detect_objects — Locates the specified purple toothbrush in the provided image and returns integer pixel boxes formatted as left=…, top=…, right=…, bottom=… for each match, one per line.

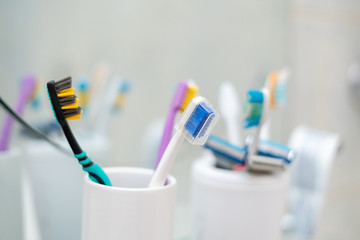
left=0, top=75, right=37, bottom=151
left=155, top=81, right=188, bottom=169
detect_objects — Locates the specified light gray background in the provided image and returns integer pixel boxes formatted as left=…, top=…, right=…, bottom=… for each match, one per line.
left=0, top=0, right=359, bottom=239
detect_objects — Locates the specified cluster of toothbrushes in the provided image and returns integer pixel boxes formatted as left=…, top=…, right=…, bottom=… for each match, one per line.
left=46, top=76, right=218, bottom=188
left=204, top=69, right=296, bottom=172
left=0, top=70, right=220, bottom=188
left=0, top=67, right=132, bottom=187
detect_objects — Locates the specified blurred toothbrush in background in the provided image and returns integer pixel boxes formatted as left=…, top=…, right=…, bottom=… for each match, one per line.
left=242, top=89, right=272, bottom=171
left=0, top=74, right=37, bottom=151
left=204, top=135, right=246, bottom=169
left=155, top=80, right=198, bottom=169
left=94, top=78, right=131, bottom=135
left=219, top=81, right=241, bottom=145
left=149, top=96, right=219, bottom=188
left=86, top=64, right=111, bottom=131
left=260, top=68, right=289, bottom=139
left=242, top=88, right=291, bottom=172
left=211, top=81, right=243, bottom=169
left=112, top=79, right=131, bottom=112
left=77, top=77, right=90, bottom=112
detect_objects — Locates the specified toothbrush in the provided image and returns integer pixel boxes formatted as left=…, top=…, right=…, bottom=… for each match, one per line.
left=0, top=75, right=37, bottom=151
left=0, top=97, right=71, bottom=155
left=47, top=77, right=111, bottom=186
left=77, top=77, right=90, bottom=111
left=260, top=68, right=289, bottom=139
left=219, top=81, right=241, bottom=145
left=87, top=64, right=110, bottom=131
left=204, top=135, right=246, bottom=165
left=243, top=89, right=268, bottom=155
left=94, top=78, right=131, bottom=134
left=256, top=138, right=296, bottom=164
left=113, top=80, right=131, bottom=112
left=242, top=89, right=271, bottom=170
left=155, top=81, right=198, bottom=169
left=243, top=136, right=295, bottom=171
left=149, top=96, right=219, bottom=188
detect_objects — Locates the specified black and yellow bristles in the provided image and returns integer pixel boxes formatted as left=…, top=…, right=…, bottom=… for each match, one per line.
left=47, top=77, right=82, bottom=122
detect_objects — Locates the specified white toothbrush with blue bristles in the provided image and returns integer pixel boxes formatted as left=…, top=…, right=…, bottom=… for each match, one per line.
left=149, top=96, right=219, bottom=188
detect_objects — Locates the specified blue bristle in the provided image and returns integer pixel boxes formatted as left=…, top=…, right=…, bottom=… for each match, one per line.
left=247, top=90, right=263, bottom=103
left=276, top=84, right=286, bottom=105
left=78, top=78, right=89, bottom=91
left=185, top=102, right=214, bottom=138
left=119, top=81, right=131, bottom=93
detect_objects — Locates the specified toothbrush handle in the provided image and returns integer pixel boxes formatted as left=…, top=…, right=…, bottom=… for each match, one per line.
left=260, top=118, right=271, bottom=140
left=149, top=130, right=185, bottom=188
left=75, top=152, right=112, bottom=186
left=156, top=109, right=177, bottom=169
left=156, top=81, right=188, bottom=169
left=225, top=118, right=241, bottom=146
left=0, top=96, right=27, bottom=151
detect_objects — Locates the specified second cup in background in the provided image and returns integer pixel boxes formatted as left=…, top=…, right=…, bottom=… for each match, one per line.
left=191, top=151, right=289, bottom=240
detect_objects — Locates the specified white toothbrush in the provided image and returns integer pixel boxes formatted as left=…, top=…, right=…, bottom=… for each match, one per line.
left=219, top=81, right=241, bottom=145
left=149, top=96, right=219, bottom=188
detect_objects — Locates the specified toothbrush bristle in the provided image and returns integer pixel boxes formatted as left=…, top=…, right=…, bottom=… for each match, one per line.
left=247, top=90, right=263, bottom=103
left=269, top=72, right=278, bottom=109
left=53, top=77, right=82, bottom=120
left=180, top=84, right=198, bottom=112
left=242, top=90, right=264, bottom=129
left=119, top=81, right=131, bottom=93
left=275, top=80, right=286, bottom=106
left=114, top=81, right=131, bottom=109
left=185, top=102, right=214, bottom=138
left=54, top=77, right=72, bottom=92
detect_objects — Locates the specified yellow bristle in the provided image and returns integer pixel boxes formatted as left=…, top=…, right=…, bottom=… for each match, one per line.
left=269, top=72, right=278, bottom=109
left=65, top=114, right=82, bottom=120
left=61, top=99, right=79, bottom=110
left=29, top=80, right=40, bottom=102
left=78, top=92, right=89, bottom=107
left=115, top=94, right=126, bottom=108
left=65, top=109, right=83, bottom=120
left=180, top=84, right=198, bottom=112
left=58, top=88, right=75, bottom=97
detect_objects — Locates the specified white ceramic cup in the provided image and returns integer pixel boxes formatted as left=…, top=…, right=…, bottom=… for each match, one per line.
left=82, top=167, right=177, bottom=240
left=191, top=151, right=289, bottom=240
left=0, top=147, right=23, bottom=240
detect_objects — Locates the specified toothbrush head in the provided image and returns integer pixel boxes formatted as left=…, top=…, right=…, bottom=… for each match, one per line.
left=20, top=74, right=38, bottom=103
left=269, top=69, right=288, bottom=109
left=242, top=90, right=264, bottom=129
left=268, top=72, right=278, bottom=109
left=114, top=80, right=131, bottom=109
left=180, top=82, right=198, bottom=112
left=47, top=77, right=82, bottom=125
left=275, top=69, right=288, bottom=107
left=205, top=135, right=246, bottom=164
left=77, top=77, right=90, bottom=107
left=176, top=96, right=219, bottom=145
